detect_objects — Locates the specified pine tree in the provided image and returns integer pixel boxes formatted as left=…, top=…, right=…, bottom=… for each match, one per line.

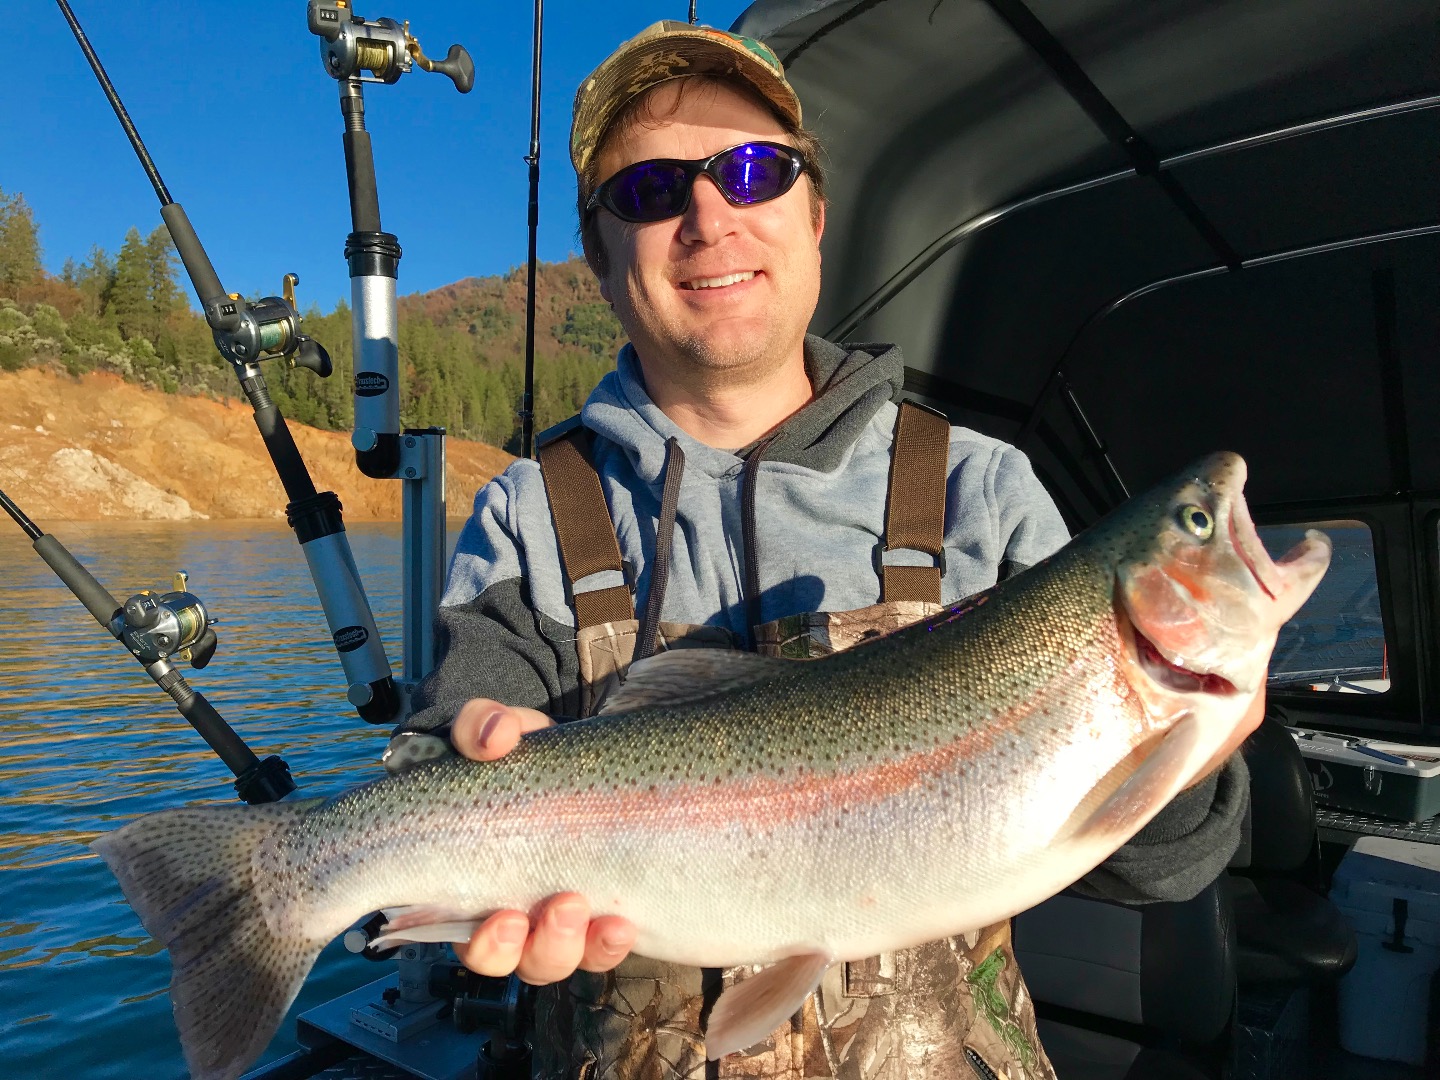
left=106, top=227, right=152, bottom=339
left=75, top=245, right=114, bottom=316
left=0, top=187, right=42, bottom=298
left=144, top=226, right=182, bottom=328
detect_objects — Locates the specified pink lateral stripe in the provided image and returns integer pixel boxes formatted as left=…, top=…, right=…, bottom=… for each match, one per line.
left=521, top=641, right=1134, bottom=835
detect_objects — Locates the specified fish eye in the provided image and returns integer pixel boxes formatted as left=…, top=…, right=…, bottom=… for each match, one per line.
left=1178, top=504, right=1214, bottom=540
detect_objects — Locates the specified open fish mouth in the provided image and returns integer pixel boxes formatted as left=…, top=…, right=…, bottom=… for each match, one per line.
left=1131, top=621, right=1237, bottom=695
left=1117, top=601, right=1239, bottom=696
left=1112, top=452, right=1333, bottom=698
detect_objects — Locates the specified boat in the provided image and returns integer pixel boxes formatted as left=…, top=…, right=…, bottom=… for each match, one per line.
left=14, top=1, right=1440, bottom=1078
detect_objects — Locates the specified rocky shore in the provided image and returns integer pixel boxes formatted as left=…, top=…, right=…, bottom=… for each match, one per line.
left=0, top=368, right=514, bottom=521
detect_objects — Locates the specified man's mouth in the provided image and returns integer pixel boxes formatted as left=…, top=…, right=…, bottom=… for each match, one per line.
left=680, top=271, right=757, bottom=291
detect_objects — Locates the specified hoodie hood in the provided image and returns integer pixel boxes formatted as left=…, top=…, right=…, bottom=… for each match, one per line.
left=581, top=335, right=907, bottom=482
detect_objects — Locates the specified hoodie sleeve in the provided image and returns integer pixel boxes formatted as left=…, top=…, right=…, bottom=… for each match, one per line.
left=990, top=444, right=1071, bottom=575
left=1073, top=756, right=1250, bottom=903
left=386, top=472, right=581, bottom=767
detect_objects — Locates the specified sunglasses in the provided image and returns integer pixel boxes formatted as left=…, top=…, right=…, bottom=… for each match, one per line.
left=586, top=141, right=808, bottom=224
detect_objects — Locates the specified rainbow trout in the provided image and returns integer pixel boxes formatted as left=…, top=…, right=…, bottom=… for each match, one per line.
left=93, top=452, right=1330, bottom=1080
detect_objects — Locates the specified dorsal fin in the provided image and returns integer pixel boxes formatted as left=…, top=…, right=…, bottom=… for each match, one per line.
left=598, top=650, right=792, bottom=714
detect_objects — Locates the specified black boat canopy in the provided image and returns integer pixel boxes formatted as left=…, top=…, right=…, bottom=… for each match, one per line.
left=733, top=0, right=1440, bottom=522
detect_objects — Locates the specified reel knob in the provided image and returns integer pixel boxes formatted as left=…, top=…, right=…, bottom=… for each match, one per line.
left=123, top=592, right=163, bottom=630
left=295, top=337, right=333, bottom=378
left=430, top=43, right=474, bottom=94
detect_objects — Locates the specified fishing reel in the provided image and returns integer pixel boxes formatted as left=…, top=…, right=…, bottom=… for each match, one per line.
left=115, top=571, right=218, bottom=669
left=209, top=273, right=332, bottom=377
left=309, top=1, right=475, bottom=92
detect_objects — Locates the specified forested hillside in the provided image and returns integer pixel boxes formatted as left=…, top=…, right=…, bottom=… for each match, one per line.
left=0, top=187, right=626, bottom=453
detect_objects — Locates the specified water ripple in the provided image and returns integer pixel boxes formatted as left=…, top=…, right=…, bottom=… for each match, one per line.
left=0, top=520, right=439, bottom=1078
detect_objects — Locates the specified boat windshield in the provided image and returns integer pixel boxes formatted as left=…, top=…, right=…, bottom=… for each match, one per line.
left=1263, top=520, right=1388, bottom=694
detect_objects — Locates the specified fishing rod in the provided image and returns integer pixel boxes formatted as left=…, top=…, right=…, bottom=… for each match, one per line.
left=308, top=2, right=470, bottom=694
left=55, top=0, right=401, bottom=726
left=0, top=488, right=294, bottom=804
left=520, top=0, right=543, bottom=459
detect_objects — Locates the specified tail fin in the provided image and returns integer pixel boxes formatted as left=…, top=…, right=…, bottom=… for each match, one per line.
left=92, top=799, right=326, bottom=1080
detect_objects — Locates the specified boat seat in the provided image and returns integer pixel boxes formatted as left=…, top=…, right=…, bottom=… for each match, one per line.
left=1014, top=877, right=1235, bottom=1080
left=1228, top=708, right=1357, bottom=984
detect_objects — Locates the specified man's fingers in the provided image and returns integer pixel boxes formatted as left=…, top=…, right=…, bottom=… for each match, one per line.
left=453, top=897, right=636, bottom=984
left=580, top=915, right=636, bottom=974
left=453, top=699, right=553, bottom=761
left=458, top=910, right=531, bottom=977
left=515, top=893, right=589, bottom=985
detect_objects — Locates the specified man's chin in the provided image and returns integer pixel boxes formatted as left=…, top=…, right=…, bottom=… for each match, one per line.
left=681, top=326, right=781, bottom=371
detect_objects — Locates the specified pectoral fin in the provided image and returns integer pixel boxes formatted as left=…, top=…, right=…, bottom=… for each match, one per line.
left=706, top=952, right=830, bottom=1060
left=1059, top=713, right=1203, bottom=847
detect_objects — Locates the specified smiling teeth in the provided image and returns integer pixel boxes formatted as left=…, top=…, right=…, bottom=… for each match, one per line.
left=683, top=271, right=756, bottom=290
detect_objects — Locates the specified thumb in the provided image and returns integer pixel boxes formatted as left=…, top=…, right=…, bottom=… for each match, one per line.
left=453, top=699, right=553, bottom=761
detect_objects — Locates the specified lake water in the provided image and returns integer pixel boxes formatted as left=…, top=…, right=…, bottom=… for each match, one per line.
left=0, top=518, right=447, bottom=1079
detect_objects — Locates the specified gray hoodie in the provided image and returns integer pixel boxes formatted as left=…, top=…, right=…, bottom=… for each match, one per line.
left=402, top=334, right=1247, bottom=903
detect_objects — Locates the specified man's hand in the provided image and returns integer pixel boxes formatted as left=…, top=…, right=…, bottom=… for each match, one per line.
left=449, top=699, right=636, bottom=983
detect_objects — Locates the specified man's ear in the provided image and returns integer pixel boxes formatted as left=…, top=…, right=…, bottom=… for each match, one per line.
left=813, top=197, right=826, bottom=252
left=582, top=228, right=612, bottom=300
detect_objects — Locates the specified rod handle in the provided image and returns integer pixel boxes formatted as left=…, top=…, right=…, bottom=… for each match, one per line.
left=33, top=535, right=122, bottom=633
left=160, top=203, right=230, bottom=319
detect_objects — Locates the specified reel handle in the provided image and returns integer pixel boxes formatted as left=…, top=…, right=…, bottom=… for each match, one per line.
left=423, top=43, right=474, bottom=94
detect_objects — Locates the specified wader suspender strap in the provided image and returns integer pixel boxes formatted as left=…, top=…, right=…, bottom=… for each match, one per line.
left=537, top=428, right=635, bottom=628
left=881, top=402, right=951, bottom=605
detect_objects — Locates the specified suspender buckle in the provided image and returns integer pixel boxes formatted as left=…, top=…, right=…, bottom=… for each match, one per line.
left=562, top=559, right=637, bottom=605
left=872, top=542, right=947, bottom=576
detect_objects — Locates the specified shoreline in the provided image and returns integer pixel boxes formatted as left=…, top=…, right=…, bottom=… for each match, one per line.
left=0, top=367, right=513, bottom=522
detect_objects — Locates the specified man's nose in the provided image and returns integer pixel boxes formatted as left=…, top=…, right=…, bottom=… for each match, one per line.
left=678, top=175, right=739, bottom=245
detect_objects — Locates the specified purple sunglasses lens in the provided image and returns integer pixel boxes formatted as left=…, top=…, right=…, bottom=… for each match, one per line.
left=611, top=162, right=690, bottom=220
left=713, top=144, right=791, bottom=203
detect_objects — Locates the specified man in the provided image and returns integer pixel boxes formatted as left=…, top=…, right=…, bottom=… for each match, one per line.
left=388, top=21, right=1250, bottom=1080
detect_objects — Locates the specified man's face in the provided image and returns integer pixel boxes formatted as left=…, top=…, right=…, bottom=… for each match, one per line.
left=591, top=79, right=824, bottom=382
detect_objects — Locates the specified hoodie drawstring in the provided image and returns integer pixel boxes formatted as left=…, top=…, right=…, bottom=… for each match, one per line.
left=740, top=437, right=773, bottom=649
left=636, top=437, right=686, bottom=662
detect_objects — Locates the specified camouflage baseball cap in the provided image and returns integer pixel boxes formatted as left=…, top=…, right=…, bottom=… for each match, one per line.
left=571, top=21, right=802, bottom=179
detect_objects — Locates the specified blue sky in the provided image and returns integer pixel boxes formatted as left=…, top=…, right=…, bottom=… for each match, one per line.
left=8, top=0, right=753, bottom=309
